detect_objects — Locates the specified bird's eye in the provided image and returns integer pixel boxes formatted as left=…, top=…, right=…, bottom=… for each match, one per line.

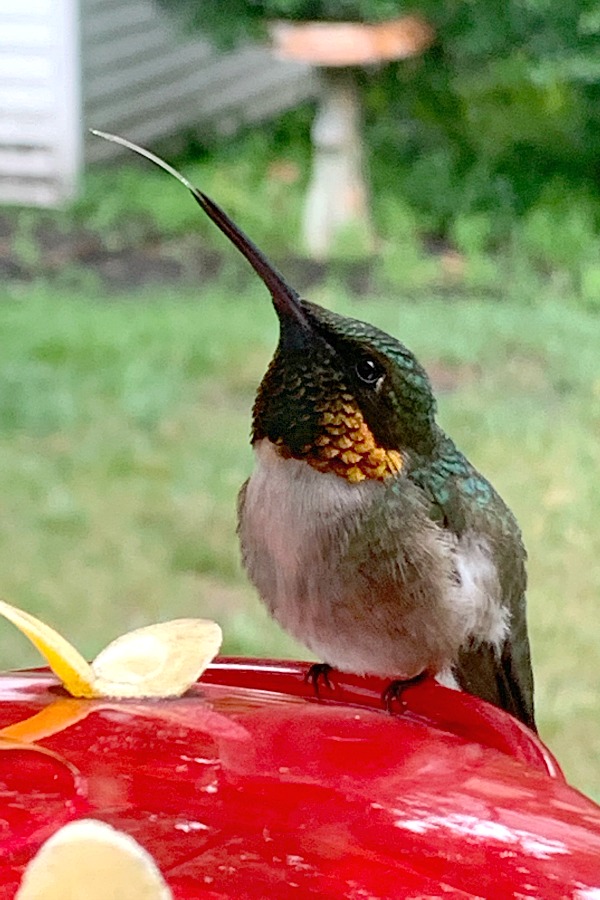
left=355, top=357, right=383, bottom=385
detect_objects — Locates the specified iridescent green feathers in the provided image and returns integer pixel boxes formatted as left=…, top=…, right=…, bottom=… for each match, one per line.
left=260, top=298, right=439, bottom=459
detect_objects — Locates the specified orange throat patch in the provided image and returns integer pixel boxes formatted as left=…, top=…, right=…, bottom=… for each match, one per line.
left=277, top=392, right=403, bottom=484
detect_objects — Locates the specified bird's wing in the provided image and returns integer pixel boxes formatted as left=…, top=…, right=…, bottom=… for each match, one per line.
left=454, top=629, right=536, bottom=732
left=412, top=453, right=536, bottom=731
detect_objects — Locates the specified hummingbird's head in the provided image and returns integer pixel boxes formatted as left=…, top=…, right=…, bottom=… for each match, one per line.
left=172, top=173, right=438, bottom=483
left=188, top=187, right=440, bottom=483
left=252, top=296, right=437, bottom=483
left=89, top=132, right=437, bottom=484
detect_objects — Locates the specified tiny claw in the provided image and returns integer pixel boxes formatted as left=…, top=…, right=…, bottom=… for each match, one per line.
left=305, top=663, right=335, bottom=698
left=382, top=672, right=427, bottom=713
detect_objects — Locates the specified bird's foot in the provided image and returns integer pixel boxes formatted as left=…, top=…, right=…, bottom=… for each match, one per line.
left=382, top=672, right=427, bottom=713
left=305, top=663, right=335, bottom=698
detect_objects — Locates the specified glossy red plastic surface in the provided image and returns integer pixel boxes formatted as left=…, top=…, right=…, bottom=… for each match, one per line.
left=1, top=659, right=600, bottom=898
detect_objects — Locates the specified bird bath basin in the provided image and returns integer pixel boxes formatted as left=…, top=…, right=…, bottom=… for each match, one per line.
left=270, top=17, right=434, bottom=259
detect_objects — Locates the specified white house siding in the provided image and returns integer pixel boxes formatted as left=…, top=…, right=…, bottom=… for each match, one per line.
left=0, top=0, right=81, bottom=205
left=0, top=0, right=315, bottom=205
left=80, top=0, right=315, bottom=162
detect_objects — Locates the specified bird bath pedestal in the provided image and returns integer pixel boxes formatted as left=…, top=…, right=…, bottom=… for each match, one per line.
left=271, top=17, right=433, bottom=259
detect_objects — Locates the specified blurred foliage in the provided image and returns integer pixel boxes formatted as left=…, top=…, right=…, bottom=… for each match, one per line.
left=159, top=1, right=413, bottom=47
left=364, top=1, right=600, bottom=250
left=1, top=107, right=599, bottom=309
left=152, top=1, right=600, bottom=305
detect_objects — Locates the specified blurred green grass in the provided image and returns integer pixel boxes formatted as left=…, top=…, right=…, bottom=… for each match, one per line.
left=0, top=283, right=599, bottom=799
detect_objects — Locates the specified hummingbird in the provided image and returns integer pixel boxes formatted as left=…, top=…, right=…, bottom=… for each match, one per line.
left=93, top=132, right=536, bottom=732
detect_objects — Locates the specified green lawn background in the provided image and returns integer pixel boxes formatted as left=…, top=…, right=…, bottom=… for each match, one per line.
left=0, top=283, right=598, bottom=799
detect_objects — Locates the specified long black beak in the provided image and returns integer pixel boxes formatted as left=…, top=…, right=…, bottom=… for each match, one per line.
left=90, top=130, right=310, bottom=340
